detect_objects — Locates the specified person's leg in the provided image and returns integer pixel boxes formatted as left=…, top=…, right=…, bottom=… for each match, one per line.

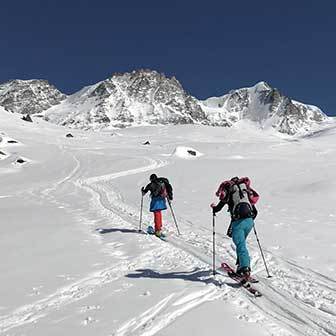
left=154, top=211, right=162, bottom=232
left=232, top=219, right=251, bottom=270
left=244, top=217, right=254, bottom=239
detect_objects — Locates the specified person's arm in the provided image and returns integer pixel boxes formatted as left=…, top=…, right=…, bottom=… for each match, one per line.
left=210, top=200, right=226, bottom=214
left=141, top=182, right=151, bottom=195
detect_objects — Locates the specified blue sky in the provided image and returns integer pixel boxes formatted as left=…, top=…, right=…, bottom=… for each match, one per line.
left=1, top=0, right=335, bottom=115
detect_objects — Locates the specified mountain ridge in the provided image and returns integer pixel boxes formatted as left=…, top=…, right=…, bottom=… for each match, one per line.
left=0, top=70, right=329, bottom=135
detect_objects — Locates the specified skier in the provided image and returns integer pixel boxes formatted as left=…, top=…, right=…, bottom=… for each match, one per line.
left=141, top=174, right=173, bottom=237
left=210, top=176, right=259, bottom=279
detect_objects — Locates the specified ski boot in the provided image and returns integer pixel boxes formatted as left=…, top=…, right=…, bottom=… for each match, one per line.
left=155, top=230, right=162, bottom=238
left=236, top=267, right=251, bottom=283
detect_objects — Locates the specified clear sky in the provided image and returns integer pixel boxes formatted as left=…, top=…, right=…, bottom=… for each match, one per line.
left=1, top=0, right=335, bottom=115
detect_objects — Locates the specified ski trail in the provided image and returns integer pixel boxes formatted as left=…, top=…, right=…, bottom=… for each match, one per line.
left=77, top=156, right=292, bottom=335
left=6, top=145, right=333, bottom=336
left=1, top=155, right=208, bottom=334
left=40, top=144, right=82, bottom=198
left=0, top=249, right=161, bottom=333
left=88, top=157, right=336, bottom=336
left=75, top=156, right=248, bottom=335
left=85, top=157, right=167, bottom=184
left=112, top=287, right=229, bottom=336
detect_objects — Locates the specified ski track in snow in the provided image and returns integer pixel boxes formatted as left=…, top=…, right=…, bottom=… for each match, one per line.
left=0, top=246, right=158, bottom=332
left=113, top=288, right=228, bottom=336
left=70, top=155, right=284, bottom=335
left=2, top=149, right=336, bottom=336
left=0, top=155, right=228, bottom=335
left=79, top=155, right=336, bottom=336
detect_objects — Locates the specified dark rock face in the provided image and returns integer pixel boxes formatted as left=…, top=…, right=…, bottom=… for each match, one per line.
left=22, top=114, right=33, bottom=122
left=187, top=150, right=197, bottom=156
left=0, top=79, right=66, bottom=115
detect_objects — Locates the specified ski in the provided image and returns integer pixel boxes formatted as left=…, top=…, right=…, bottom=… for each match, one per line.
left=220, top=262, right=262, bottom=297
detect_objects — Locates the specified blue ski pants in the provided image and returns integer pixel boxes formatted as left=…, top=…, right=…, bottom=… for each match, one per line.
left=231, top=217, right=254, bottom=269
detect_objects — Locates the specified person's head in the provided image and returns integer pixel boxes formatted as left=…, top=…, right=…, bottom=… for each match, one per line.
left=150, top=173, right=158, bottom=182
left=230, top=176, right=239, bottom=183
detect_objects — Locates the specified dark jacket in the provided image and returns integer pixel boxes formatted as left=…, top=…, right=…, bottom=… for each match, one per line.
left=143, top=177, right=173, bottom=200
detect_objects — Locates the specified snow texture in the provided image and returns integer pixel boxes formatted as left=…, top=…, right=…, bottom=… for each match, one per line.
left=1, top=102, right=336, bottom=336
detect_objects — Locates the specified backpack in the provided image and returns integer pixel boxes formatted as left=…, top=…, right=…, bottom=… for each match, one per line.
left=229, top=179, right=254, bottom=220
left=152, top=177, right=173, bottom=200
left=216, top=177, right=259, bottom=220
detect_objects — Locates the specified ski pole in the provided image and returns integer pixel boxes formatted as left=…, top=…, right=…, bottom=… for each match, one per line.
left=167, top=199, right=181, bottom=235
left=253, top=225, right=272, bottom=278
left=139, top=193, right=144, bottom=232
left=212, top=213, right=216, bottom=276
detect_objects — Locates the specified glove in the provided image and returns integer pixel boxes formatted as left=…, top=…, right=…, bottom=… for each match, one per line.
left=141, top=187, right=146, bottom=195
left=210, top=202, right=216, bottom=215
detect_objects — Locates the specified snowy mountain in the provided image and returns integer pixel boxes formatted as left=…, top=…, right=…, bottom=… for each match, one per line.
left=0, top=79, right=66, bottom=115
left=44, top=74, right=329, bottom=135
left=44, top=69, right=205, bottom=129
left=201, top=82, right=328, bottom=135
left=0, top=73, right=329, bottom=135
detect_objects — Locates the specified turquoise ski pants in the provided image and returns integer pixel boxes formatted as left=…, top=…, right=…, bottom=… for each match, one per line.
left=231, top=217, right=254, bottom=269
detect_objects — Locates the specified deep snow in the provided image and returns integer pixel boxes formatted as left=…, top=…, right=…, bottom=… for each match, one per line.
left=1, top=109, right=336, bottom=336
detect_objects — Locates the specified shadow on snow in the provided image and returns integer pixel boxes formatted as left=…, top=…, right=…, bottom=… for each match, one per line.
left=96, top=227, right=144, bottom=234
left=126, top=267, right=223, bottom=286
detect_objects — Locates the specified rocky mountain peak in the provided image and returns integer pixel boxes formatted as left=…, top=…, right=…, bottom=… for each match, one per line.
left=44, top=69, right=206, bottom=129
left=0, top=73, right=329, bottom=135
left=0, top=79, right=66, bottom=115
left=201, top=81, right=328, bottom=134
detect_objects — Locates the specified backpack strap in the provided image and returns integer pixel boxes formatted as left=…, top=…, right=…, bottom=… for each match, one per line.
left=236, top=182, right=245, bottom=199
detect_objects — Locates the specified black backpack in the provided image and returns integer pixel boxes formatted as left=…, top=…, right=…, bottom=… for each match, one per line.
left=152, top=177, right=173, bottom=200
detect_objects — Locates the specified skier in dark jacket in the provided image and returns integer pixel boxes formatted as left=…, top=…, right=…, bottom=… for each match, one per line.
left=210, top=177, right=259, bottom=278
left=141, top=174, right=173, bottom=237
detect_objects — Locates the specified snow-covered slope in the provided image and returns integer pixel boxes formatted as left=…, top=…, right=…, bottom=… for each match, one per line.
left=201, top=82, right=328, bottom=135
left=44, top=69, right=205, bottom=130
left=1, top=107, right=336, bottom=335
left=0, top=79, right=66, bottom=115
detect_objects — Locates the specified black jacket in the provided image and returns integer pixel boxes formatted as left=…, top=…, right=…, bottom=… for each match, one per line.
left=143, top=177, right=173, bottom=200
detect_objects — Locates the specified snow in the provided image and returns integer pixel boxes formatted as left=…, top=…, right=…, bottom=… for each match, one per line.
left=173, top=146, right=203, bottom=159
left=1, top=106, right=336, bottom=335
